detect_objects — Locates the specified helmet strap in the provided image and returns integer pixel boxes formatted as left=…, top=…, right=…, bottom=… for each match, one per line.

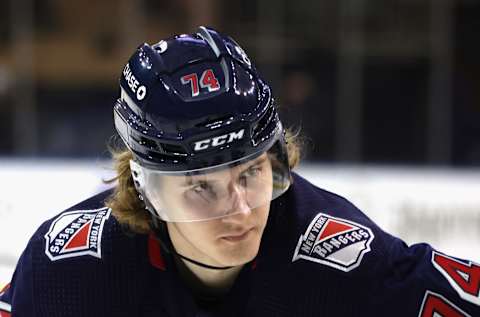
left=150, top=217, right=234, bottom=271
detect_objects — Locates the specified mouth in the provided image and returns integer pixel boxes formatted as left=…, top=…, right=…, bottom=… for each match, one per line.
left=220, top=228, right=254, bottom=242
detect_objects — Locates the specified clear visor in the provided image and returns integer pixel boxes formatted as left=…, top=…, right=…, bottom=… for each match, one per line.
left=131, top=142, right=291, bottom=222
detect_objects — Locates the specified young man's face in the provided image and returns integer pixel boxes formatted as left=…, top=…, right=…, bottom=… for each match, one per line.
left=160, top=153, right=273, bottom=267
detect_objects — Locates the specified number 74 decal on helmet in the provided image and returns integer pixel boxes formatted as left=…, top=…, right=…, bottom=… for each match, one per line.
left=181, top=69, right=220, bottom=97
left=432, top=251, right=480, bottom=306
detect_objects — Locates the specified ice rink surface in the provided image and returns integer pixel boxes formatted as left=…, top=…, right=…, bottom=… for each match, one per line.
left=1, top=160, right=479, bottom=285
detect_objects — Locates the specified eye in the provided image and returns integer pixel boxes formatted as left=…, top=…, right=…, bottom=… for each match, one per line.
left=191, top=181, right=210, bottom=193
left=244, top=165, right=262, bottom=177
left=187, top=181, right=218, bottom=203
left=239, top=166, right=263, bottom=186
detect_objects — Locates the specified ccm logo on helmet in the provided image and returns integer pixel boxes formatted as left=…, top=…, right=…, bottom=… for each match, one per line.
left=194, top=129, right=245, bottom=151
left=123, top=63, right=147, bottom=101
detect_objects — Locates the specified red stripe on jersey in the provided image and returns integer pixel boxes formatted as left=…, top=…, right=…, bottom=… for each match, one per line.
left=148, top=234, right=166, bottom=271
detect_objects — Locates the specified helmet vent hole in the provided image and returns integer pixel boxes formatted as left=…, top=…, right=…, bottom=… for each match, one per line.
left=159, top=143, right=187, bottom=155
left=140, top=137, right=159, bottom=151
left=252, top=104, right=275, bottom=140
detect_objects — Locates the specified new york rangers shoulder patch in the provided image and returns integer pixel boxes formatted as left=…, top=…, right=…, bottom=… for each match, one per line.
left=292, top=212, right=374, bottom=272
left=44, top=207, right=111, bottom=261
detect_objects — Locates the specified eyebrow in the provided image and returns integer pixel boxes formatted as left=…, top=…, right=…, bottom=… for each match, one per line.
left=241, top=156, right=267, bottom=172
left=180, top=176, right=211, bottom=188
left=180, top=156, right=268, bottom=187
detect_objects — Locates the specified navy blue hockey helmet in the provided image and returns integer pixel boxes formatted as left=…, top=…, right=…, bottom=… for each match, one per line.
left=114, top=26, right=290, bottom=222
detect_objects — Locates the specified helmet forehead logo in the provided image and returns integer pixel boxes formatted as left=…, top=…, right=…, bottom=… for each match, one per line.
left=193, top=129, right=245, bottom=152
left=123, top=63, right=147, bottom=101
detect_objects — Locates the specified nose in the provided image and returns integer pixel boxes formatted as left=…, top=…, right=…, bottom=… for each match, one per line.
left=231, top=182, right=252, bottom=214
left=222, top=183, right=252, bottom=219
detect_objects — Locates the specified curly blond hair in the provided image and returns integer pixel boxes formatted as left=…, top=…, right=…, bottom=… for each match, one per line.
left=105, top=130, right=303, bottom=234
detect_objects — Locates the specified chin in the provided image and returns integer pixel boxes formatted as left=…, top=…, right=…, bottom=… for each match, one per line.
left=216, top=235, right=261, bottom=266
left=219, top=251, right=258, bottom=267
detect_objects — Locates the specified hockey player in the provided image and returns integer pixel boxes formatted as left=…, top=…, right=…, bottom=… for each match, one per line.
left=1, top=26, right=479, bottom=316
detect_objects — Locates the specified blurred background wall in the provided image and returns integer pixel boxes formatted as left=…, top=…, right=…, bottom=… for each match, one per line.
left=0, top=0, right=480, bottom=283
left=0, top=0, right=479, bottom=164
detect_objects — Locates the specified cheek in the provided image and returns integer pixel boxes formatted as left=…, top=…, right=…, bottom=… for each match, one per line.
left=176, top=222, right=219, bottom=247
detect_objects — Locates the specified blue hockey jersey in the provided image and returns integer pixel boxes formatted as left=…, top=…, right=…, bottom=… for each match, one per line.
left=1, top=173, right=479, bottom=316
